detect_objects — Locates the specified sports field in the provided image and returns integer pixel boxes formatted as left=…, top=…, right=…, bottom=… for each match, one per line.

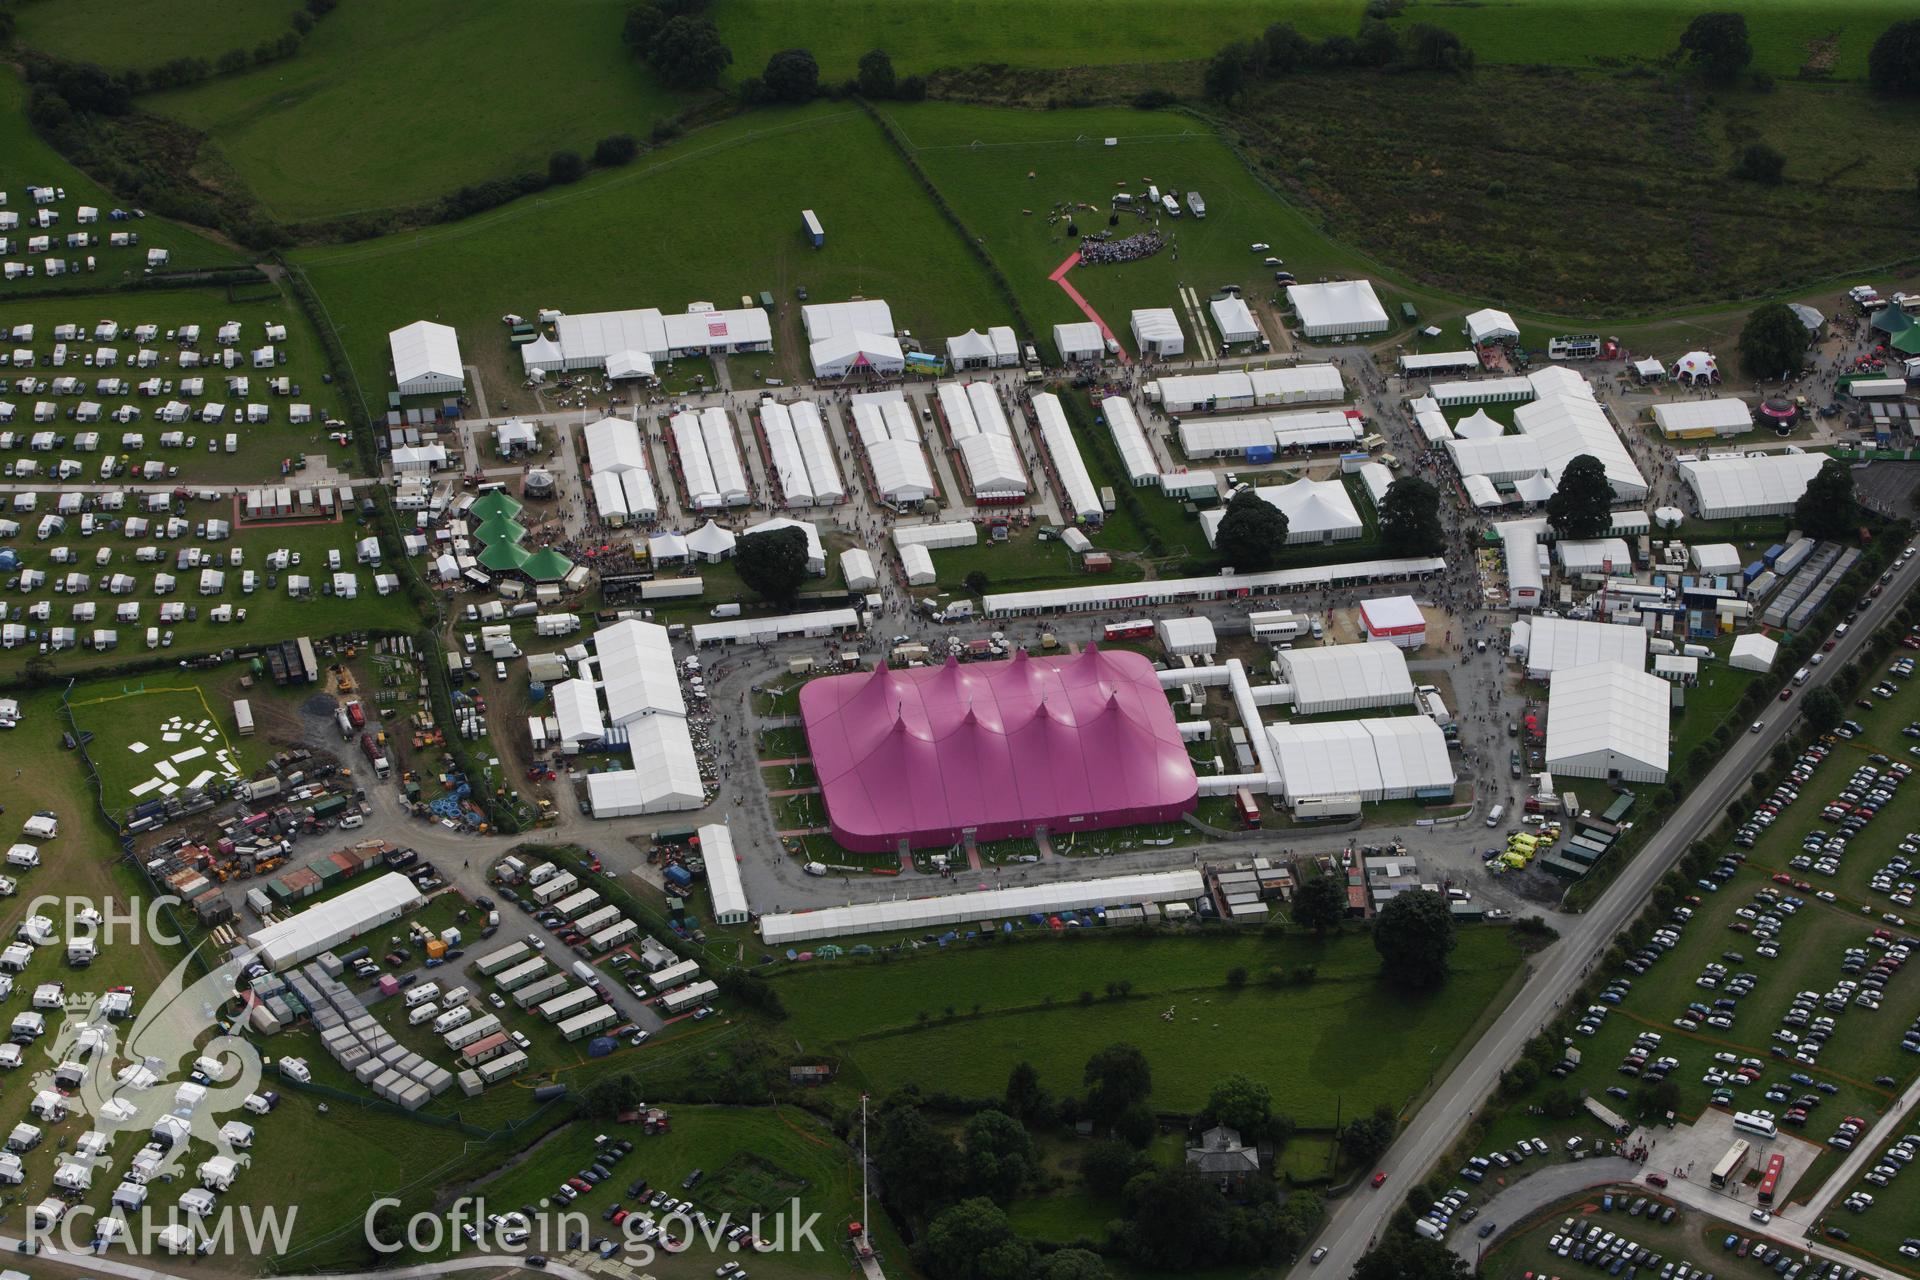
left=288, top=105, right=1007, bottom=412
left=769, top=928, right=1525, bottom=1121
left=140, top=0, right=687, bottom=222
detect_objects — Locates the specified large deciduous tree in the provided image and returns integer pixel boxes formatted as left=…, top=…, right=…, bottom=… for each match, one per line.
left=1214, top=489, right=1289, bottom=570
left=1291, top=874, right=1348, bottom=934
left=1379, top=475, right=1445, bottom=556
left=734, top=525, right=809, bottom=604
left=762, top=48, right=819, bottom=101
left=1545, top=453, right=1614, bottom=539
left=1204, top=1073, right=1273, bottom=1136
left=648, top=15, right=732, bottom=89
left=1793, top=458, right=1857, bottom=541
left=1373, top=888, right=1456, bottom=988
left=1737, top=301, right=1807, bottom=379
left=857, top=48, right=898, bottom=98
left=1677, top=11, right=1752, bottom=80
left=1083, top=1043, right=1152, bottom=1125
left=1868, top=19, right=1920, bottom=95
left=1353, top=1233, right=1472, bottom=1280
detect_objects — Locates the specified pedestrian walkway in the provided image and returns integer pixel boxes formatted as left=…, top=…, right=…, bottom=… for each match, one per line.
left=1048, top=252, right=1130, bottom=364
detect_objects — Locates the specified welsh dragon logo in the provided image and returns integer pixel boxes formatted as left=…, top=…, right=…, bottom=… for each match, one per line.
left=29, top=942, right=265, bottom=1181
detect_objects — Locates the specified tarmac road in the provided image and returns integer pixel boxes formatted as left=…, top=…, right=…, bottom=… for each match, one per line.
left=1292, top=536, right=1920, bottom=1280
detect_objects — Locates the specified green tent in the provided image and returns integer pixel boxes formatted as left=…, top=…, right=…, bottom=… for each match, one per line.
left=474, top=515, right=527, bottom=545
left=521, top=548, right=574, bottom=582
left=1892, top=326, right=1920, bottom=357
left=1870, top=304, right=1913, bottom=337
left=469, top=490, right=524, bottom=521
left=477, top=540, right=532, bottom=572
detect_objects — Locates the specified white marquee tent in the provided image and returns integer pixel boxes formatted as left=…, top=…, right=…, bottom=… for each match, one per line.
left=1286, top=280, right=1389, bottom=339
left=1209, top=296, right=1261, bottom=346
left=1053, top=322, right=1105, bottom=363
left=1729, top=632, right=1779, bottom=673
left=851, top=391, right=936, bottom=504
left=1266, top=717, right=1454, bottom=803
left=1518, top=615, right=1648, bottom=680
left=1278, top=641, right=1415, bottom=715
left=1463, top=308, right=1519, bottom=345
left=1544, top=661, right=1669, bottom=782
left=1652, top=399, right=1753, bottom=439
left=388, top=321, right=464, bottom=396
left=1100, top=397, right=1159, bottom=485
left=1680, top=453, right=1825, bottom=519
left=1130, top=308, right=1185, bottom=358
left=758, top=871, right=1205, bottom=944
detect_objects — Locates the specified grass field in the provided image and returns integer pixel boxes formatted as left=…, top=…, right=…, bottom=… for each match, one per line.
left=11, top=0, right=306, bottom=70
left=882, top=100, right=1387, bottom=360
left=288, top=105, right=1005, bottom=413
left=0, top=69, right=242, bottom=284
left=460, top=1106, right=871, bottom=1279
left=718, top=0, right=1912, bottom=82
left=0, top=515, right=418, bottom=683
left=1222, top=67, right=1920, bottom=316
left=141, top=0, right=688, bottom=222
left=0, top=281, right=355, bottom=482
left=769, top=928, right=1523, bottom=1121
left=64, top=680, right=270, bottom=815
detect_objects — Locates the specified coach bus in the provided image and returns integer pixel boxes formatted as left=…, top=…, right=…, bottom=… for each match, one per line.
left=1710, top=1139, right=1751, bottom=1189
left=1756, top=1153, right=1785, bottom=1205
left=1732, top=1111, right=1778, bottom=1139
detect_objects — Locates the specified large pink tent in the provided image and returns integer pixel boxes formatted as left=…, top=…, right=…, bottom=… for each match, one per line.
left=800, top=646, right=1198, bottom=852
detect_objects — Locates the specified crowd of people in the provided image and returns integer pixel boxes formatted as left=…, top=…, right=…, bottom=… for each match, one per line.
left=1078, top=228, right=1165, bottom=267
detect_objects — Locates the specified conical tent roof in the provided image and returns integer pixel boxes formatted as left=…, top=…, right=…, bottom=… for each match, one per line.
left=1892, top=326, right=1920, bottom=357
left=474, top=515, right=526, bottom=545
left=469, top=491, right=523, bottom=521
left=1871, top=304, right=1913, bottom=336
left=521, top=548, right=574, bottom=582
left=477, top=540, right=531, bottom=571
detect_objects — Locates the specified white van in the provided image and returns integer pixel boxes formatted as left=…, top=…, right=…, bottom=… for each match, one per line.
left=1484, top=804, right=1505, bottom=829
left=1793, top=667, right=1811, bottom=686
left=339, top=813, right=363, bottom=830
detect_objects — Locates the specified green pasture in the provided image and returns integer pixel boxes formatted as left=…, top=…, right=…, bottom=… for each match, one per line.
left=466, top=1106, right=868, bottom=1278
left=65, top=681, right=269, bottom=816
left=142, top=0, right=688, bottom=222
left=882, top=100, right=1385, bottom=359
left=0, top=518, right=418, bottom=684
left=770, top=928, right=1523, bottom=1121
left=0, top=282, right=353, bottom=482
left=719, top=0, right=1909, bottom=82
left=12, top=0, right=306, bottom=70
left=288, top=105, right=1004, bottom=412
left=0, top=69, right=241, bottom=283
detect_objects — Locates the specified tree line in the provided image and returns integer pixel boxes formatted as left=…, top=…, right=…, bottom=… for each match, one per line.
left=1203, top=14, right=1474, bottom=104
left=872, top=1045, right=1326, bottom=1279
